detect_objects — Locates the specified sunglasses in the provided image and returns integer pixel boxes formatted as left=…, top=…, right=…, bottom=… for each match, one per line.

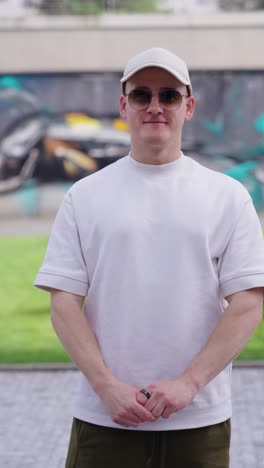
left=125, top=87, right=189, bottom=111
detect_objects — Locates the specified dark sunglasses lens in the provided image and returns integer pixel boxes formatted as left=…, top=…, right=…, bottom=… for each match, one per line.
left=128, top=89, right=151, bottom=109
left=159, top=89, right=182, bottom=109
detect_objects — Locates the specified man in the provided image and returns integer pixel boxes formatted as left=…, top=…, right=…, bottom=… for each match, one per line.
left=34, top=48, right=264, bottom=468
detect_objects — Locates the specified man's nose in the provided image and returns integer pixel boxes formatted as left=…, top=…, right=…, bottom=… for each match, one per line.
left=147, top=94, right=163, bottom=113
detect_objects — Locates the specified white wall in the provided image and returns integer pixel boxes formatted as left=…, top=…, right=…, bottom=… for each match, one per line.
left=0, top=12, right=263, bottom=73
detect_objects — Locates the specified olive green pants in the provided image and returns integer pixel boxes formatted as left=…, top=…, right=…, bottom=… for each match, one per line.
left=66, top=417, right=231, bottom=468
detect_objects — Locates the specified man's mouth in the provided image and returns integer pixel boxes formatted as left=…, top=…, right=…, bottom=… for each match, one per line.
left=143, top=121, right=167, bottom=124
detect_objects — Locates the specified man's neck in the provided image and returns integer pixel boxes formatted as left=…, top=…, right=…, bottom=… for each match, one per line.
left=130, top=142, right=182, bottom=166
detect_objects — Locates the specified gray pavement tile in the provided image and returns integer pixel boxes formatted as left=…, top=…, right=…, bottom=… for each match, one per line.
left=0, top=368, right=263, bottom=468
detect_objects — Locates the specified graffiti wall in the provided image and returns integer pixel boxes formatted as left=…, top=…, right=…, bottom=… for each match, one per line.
left=0, top=70, right=264, bottom=210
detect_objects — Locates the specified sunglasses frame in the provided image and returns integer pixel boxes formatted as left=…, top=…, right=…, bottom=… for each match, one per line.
left=124, top=87, right=189, bottom=111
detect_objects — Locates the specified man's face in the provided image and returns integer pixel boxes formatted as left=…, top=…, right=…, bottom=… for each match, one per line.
left=120, top=67, right=195, bottom=150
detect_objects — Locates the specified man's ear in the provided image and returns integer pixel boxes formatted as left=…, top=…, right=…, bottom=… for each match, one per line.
left=185, top=96, right=195, bottom=121
left=120, top=94, right=127, bottom=120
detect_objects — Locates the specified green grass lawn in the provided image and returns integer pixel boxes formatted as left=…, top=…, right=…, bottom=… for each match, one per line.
left=0, top=235, right=264, bottom=363
left=0, top=236, right=70, bottom=363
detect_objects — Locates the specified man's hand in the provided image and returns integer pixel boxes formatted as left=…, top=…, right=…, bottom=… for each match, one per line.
left=136, top=378, right=198, bottom=419
left=100, top=380, right=156, bottom=428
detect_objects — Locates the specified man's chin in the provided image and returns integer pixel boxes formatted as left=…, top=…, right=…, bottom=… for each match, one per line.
left=143, top=135, right=169, bottom=145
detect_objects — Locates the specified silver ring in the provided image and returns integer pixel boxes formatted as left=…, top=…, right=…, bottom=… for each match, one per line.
left=140, top=388, right=151, bottom=400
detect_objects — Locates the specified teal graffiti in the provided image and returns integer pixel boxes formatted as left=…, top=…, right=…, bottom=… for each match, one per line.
left=254, top=114, right=264, bottom=134
left=0, top=76, right=21, bottom=89
left=200, top=118, right=224, bottom=137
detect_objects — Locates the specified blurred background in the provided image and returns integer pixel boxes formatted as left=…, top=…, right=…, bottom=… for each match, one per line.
left=0, top=0, right=264, bottom=365
left=0, top=0, right=264, bottom=221
left=1, top=6, right=264, bottom=467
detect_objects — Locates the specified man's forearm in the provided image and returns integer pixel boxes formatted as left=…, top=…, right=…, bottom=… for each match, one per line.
left=180, top=289, right=263, bottom=393
left=50, top=290, right=156, bottom=427
left=50, top=290, right=117, bottom=397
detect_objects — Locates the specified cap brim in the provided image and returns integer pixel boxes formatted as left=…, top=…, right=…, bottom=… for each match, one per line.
left=120, top=63, right=190, bottom=87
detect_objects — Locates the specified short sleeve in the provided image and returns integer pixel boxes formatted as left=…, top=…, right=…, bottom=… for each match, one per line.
left=218, top=199, right=264, bottom=298
left=34, top=190, right=89, bottom=296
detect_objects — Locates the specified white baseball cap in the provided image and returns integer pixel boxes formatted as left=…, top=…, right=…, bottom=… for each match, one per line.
left=121, top=47, right=192, bottom=96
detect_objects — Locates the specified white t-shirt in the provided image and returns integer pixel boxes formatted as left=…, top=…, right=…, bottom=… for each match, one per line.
left=35, top=153, right=264, bottom=430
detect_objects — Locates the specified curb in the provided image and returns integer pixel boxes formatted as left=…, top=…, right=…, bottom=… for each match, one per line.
left=0, top=361, right=264, bottom=371
left=0, top=363, right=77, bottom=371
left=233, top=360, right=264, bottom=368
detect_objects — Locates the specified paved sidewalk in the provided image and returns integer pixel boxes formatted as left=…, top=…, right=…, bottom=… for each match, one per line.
left=0, top=368, right=264, bottom=468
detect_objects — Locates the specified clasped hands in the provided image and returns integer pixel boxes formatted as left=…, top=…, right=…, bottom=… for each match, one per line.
left=101, top=377, right=198, bottom=428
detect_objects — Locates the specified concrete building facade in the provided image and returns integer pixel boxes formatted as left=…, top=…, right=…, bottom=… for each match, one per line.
left=0, top=12, right=263, bottom=73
